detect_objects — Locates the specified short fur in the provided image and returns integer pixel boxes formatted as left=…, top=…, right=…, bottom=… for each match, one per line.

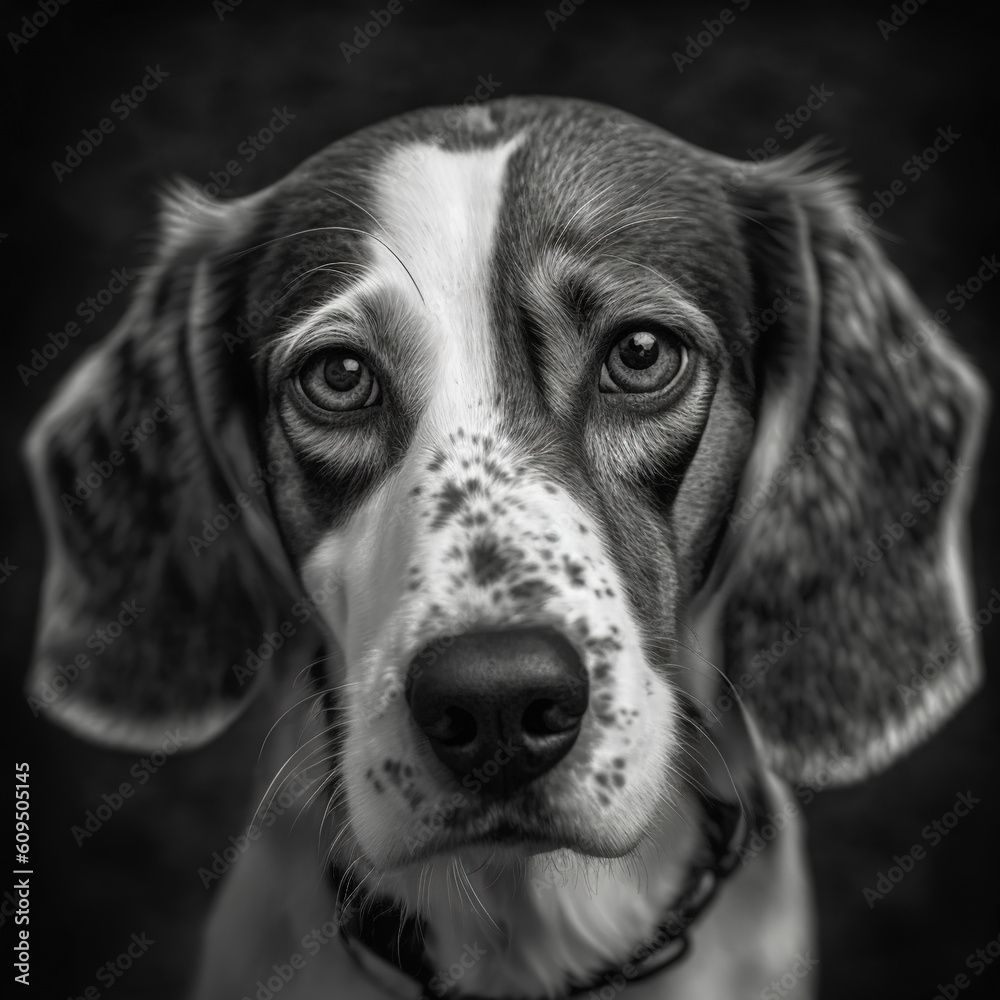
left=25, top=97, right=987, bottom=999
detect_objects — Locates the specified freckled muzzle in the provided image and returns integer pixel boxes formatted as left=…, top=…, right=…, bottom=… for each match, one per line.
left=405, top=627, right=589, bottom=794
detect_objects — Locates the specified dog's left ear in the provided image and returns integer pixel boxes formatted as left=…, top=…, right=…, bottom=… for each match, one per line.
left=23, top=184, right=304, bottom=750
left=716, top=154, right=989, bottom=785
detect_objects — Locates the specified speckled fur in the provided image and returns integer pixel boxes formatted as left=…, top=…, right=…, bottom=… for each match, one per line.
left=24, top=97, right=987, bottom=999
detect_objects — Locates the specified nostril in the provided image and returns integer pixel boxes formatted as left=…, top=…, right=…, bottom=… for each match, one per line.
left=422, top=706, right=478, bottom=746
left=406, top=628, right=589, bottom=787
left=522, top=698, right=583, bottom=736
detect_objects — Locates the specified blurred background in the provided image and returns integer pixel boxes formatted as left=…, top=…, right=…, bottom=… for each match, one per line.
left=4, top=1, right=997, bottom=997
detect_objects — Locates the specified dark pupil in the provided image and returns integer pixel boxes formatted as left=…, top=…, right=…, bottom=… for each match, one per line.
left=325, top=354, right=362, bottom=391
left=619, top=332, right=659, bottom=370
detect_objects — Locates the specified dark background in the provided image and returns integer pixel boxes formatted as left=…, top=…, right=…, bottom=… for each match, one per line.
left=3, top=1, right=997, bottom=998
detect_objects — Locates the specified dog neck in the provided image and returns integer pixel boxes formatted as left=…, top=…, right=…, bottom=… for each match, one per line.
left=331, top=787, right=752, bottom=999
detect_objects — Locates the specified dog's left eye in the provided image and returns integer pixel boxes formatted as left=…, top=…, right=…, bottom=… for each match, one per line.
left=298, top=349, right=381, bottom=410
left=600, top=329, right=687, bottom=394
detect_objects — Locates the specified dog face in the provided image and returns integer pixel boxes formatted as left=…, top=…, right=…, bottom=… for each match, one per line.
left=26, top=96, right=986, bottom=929
left=250, top=108, right=763, bottom=868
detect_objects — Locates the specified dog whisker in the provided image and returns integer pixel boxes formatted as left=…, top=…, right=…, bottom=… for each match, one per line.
left=282, top=260, right=368, bottom=295
left=320, top=186, right=390, bottom=237
left=229, top=224, right=426, bottom=303
left=29, top=95, right=983, bottom=1000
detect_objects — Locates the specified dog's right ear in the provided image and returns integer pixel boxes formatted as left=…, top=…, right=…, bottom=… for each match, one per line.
left=712, top=153, right=989, bottom=786
left=24, top=183, right=304, bottom=751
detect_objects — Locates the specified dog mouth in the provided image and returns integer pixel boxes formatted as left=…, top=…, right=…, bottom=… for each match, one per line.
left=381, top=791, right=641, bottom=869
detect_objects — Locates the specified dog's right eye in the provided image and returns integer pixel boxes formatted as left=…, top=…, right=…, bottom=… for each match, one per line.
left=600, top=328, right=687, bottom=395
left=298, top=349, right=381, bottom=411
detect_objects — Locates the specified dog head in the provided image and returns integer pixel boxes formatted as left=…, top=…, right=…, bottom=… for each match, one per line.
left=26, top=94, right=986, bottom=969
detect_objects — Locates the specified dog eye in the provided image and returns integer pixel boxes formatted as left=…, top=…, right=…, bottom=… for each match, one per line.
left=600, top=329, right=687, bottom=394
left=298, top=349, right=380, bottom=410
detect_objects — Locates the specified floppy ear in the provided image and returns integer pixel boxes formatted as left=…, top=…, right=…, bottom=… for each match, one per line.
left=717, top=154, right=989, bottom=785
left=24, top=184, right=303, bottom=750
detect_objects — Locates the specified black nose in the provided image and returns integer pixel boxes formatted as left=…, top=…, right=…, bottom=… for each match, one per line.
left=406, top=628, right=588, bottom=793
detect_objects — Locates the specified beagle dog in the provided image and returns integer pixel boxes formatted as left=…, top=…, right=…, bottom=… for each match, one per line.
left=26, top=97, right=987, bottom=999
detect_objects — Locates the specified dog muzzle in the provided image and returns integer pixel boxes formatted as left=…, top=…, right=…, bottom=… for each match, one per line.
left=330, top=788, right=760, bottom=999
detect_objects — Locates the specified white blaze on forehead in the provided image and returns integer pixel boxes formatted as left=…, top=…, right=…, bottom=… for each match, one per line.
left=371, top=136, right=524, bottom=414
left=299, top=137, right=527, bottom=664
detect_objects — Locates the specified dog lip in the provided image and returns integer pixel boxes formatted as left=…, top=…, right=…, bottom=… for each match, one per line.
left=392, top=804, right=643, bottom=865
left=398, top=828, right=641, bottom=867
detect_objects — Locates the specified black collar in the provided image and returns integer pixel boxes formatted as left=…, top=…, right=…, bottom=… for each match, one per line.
left=330, top=789, right=759, bottom=999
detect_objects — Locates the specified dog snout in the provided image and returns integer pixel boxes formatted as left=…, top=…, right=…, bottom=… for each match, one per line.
left=405, top=628, right=589, bottom=792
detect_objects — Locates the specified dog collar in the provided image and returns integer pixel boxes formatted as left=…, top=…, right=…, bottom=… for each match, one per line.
left=330, top=789, right=756, bottom=999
